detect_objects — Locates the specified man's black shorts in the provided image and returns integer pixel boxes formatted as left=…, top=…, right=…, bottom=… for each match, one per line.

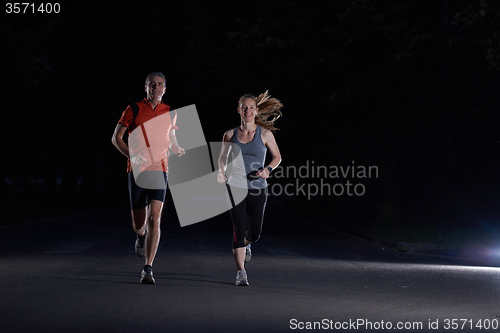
left=128, top=171, right=168, bottom=210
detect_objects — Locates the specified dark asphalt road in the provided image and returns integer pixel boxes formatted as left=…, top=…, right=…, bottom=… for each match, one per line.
left=2, top=201, right=500, bottom=333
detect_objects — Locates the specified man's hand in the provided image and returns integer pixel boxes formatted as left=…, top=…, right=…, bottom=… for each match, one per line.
left=217, top=172, right=227, bottom=183
left=171, top=144, right=186, bottom=157
left=130, top=155, right=148, bottom=166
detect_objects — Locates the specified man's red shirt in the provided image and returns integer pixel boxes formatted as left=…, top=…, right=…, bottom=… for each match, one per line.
left=118, top=98, right=178, bottom=173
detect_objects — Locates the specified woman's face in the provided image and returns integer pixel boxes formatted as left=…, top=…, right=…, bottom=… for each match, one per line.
left=238, top=98, right=258, bottom=123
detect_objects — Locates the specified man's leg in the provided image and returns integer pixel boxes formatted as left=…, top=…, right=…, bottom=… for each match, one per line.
left=138, top=200, right=163, bottom=284
left=129, top=172, right=148, bottom=239
left=132, top=206, right=148, bottom=236
left=145, top=199, right=164, bottom=266
left=135, top=171, right=167, bottom=284
left=131, top=207, right=148, bottom=257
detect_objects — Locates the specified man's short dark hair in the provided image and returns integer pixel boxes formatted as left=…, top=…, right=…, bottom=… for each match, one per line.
left=145, top=72, right=166, bottom=86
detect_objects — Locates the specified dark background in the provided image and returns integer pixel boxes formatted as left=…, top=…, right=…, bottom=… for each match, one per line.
left=2, top=0, right=500, bottom=236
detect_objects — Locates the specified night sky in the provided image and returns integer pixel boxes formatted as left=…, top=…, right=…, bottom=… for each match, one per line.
left=2, top=0, right=500, bottom=234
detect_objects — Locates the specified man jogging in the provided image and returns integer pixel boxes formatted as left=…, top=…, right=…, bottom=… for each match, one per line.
left=111, top=72, right=185, bottom=284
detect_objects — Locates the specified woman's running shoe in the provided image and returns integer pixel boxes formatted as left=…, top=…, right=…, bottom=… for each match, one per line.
left=235, top=269, right=249, bottom=286
left=245, top=244, right=252, bottom=263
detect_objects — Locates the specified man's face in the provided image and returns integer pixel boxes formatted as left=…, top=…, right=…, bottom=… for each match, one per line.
left=145, top=76, right=166, bottom=101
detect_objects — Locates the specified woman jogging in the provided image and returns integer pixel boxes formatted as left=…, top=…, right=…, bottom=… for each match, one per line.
left=217, top=91, right=283, bottom=286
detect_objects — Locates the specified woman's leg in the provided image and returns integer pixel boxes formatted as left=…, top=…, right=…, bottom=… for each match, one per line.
left=229, top=195, right=248, bottom=271
left=245, top=188, right=268, bottom=244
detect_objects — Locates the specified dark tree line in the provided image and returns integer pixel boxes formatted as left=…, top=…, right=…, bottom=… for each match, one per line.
left=2, top=1, right=499, bottom=231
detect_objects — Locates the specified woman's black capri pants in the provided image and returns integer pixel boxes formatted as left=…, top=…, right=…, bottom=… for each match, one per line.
left=229, top=187, right=268, bottom=249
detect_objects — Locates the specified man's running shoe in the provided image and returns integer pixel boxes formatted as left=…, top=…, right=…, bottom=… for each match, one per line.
left=235, top=269, right=249, bottom=286
left=140, top=265, right=155, bottom=284
left=245, top=244, right=252, bottom=263
left=135, top=229, right=147, bottom=257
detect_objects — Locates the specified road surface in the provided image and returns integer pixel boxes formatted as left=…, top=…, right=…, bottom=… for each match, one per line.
left=1, top=201, right=500, bottom=332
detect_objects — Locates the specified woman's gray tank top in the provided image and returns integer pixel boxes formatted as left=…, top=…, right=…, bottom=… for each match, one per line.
left=228, top=126, right=267, bottom=189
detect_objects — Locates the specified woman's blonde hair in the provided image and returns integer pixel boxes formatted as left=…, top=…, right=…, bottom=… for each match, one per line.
left=238, top=91, right=283, bottom=131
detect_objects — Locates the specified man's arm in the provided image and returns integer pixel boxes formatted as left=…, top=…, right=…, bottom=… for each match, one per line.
left=111, top=124, right=129, bottom=158
left=169, top=130, right=185, bottom=157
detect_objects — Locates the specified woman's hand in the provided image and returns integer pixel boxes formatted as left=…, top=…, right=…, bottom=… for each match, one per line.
left=256, top=167, right=270, bottom=179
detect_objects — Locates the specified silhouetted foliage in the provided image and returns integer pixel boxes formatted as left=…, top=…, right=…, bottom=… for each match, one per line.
left=2, top=1, right=499, bottom=230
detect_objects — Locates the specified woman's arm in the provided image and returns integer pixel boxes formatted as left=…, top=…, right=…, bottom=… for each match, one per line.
left=217, top=130, right=233, bottom=183
left=257, top=129, right=282, bottom=179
